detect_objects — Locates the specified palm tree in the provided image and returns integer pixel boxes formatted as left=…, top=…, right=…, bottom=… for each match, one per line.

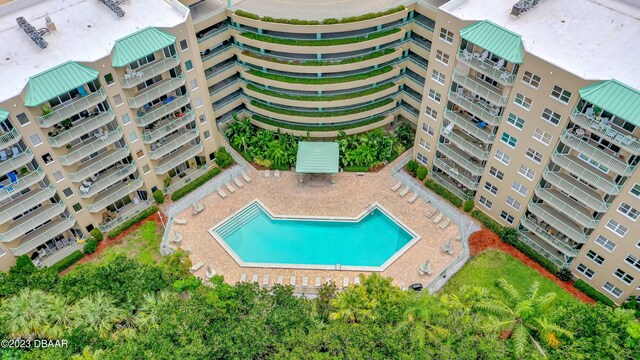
left=252, top=129, right=274, bottom=150
left=396, top=294, right=450, bottom=348
left=266, top=140, right=287, bottom=166
left=46, top=295, right=74, bottom=340
left=134, top=291, right=173, bottom=332
left=232, top=132, right=250, bottom=153
left=71, top=346, right=104, bottom=360
left=441, top=285, right=490, bottom=313
left=71, top=292, right=124, bottom=339
left=474, top=279, right=573, bottom=356
left=329, top=285, right=377, bottom=323
left=0, top=289, right=58, bottom=340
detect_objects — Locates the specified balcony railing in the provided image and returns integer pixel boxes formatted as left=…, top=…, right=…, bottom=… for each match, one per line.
left=561, top=129, right=636, bottom=176
left=127, top=75, right=185, bottom=108
left=87, top=177, right=144, bottom=213
left=430, top=171, right=474, bottom=200
left=148, top=129, right=199, bottom=160
left=0, top=184, right=56, bottom=225
left=436, top=143, right=484, bottom=176
left=570, top=111, right=640, bottom=155
left=526, top=203, right=589, bottom=244
left=448, top=91, right=502, bottom=125
left=35, top=89, right=107, bottom=127
left=0, top=168, right=45, bottom=203
left=441, top=127, right=490, bottom=160
left=0, top=202, right=66, bottom=242
left=520, top=218, right=580, bottom=256
left=37, top=242, right=84, bottom=268
left=98, top=199, right=153, bottom=232
left=165, top=165, right=212, bottom=194
left=433, top=157, right=479, bottom=190
left=67, top=146, right=129, bottom=182
left=209, top=78, right=240, bottom=98
left=410, top=38, right=432, bottom=53
left=0, top=128, right=21, bottom=148
left=456, top=49, right=515, bottom=86
left=80, top=163, right=137, bottom=198
left=551, top=152, right=622, bottom=195
left=154, top=142, right=204, bottom=174
left=135, top=94, right=191, bottom=127
left=534, top=186, right=600, bottom=229
left=542, top=170, right=610, bottom=212
left=197, top=25, right=230, bottom=44
left=58, top=128, right=123, bottom=166
left=47, top=110, right=116, bottom=148
left=120, top=56, right=181, bottom=89
left=444, top=111, right=495, bottom=143
left=143, top=110, right=195, bottom=144
left=205, top=61, right=237, bottom=80
left=452, top=71, right=509, bottom=106
left=9, top=217, right=76, bottom=256
left=201, top=44, right=234, bottom=64
left=0, top=149, right=34, bottom=174
left=519, top=232, right=568, bottom=268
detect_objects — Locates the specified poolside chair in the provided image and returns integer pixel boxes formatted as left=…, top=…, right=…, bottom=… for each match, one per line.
left=453, top=233, right=462, bottom=241
left=242, top=173, right=252, bottom=182
left=240, top=273, right=247, bottom=282
left=175, top=217, right=188, bottom=225
left=353, top=276, right=361, bottom=285
left=302, top=276, right=309, bottom=287
left=325, top=277, right=331, bottom=285
left=192, top=202, right=204, bottom=215
left=439, top=217, right=451, bottom=230
left=251, top=274, right=259, bottom=283
left=426, top=208, right=437, bottom=218
left=441, top=239, right=453, bottom=255
left=262, top=275, right=270, bottom=286
left=343, top=277, right=349, bottom=288
left=407, top=193, right=418, bottom=204
left=419, top=260, right=432, bottom=275
left=265, top=170, right=271, bottom=178
left=172, top=230, right=183, bottom=245
left=432, top=212, right=443, bottom=224
left=225, top=183, right=236, bottom=193
left=290, top=276, right=297, bottom=286
left=276, top=275, right=284, bottom=285
left=179, top=246, right=192, bottom=254
left=190, top=261, right=204, bottom=273
left=390, top=181, right=402, bottom=192
left=274, top=170, right=280, bottom=178
left=205, top=265, right=216, bottom=280
left=234, top=177, right=244, bottom=188
left=217, top=188, right=227, bottom=199
left=399, top=186, right=410, bottom=197
left=314, top=276, right=322, bottom=287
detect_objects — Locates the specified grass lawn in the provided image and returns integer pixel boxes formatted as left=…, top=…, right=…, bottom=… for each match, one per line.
left=443, top=250, right=577, bottom=306
left=95, top=221, right=163, bottom=265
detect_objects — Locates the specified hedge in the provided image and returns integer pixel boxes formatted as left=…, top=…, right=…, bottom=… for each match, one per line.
left=425, top=178, right=463, bottom=208
left=269, top=163, right=290, bottom=171
left=235, top=6, right=405, bottom=25
left=52, top=250, right=84, bottom=272
left=171, top=168, right=222, bottom=201
left=153, top=189, right=165, bottom=204
left=470, top=209, right=504, bottom=234
left=344, top=166, right=370, bottom=172
left=416, top=166, right=428, bottom=180
left=243, top=48, right=396, bottom=66
left=215, top=147, right=234, bottom=168
left=247, top=66, right=393, bottom=85
left=90, top=228, right=104, bottom=242
left=246, top=82, right=396, bottom=102
left=252, top=114, right=386, bottom=132
left=107, top=205, right=159, bottom=239
left=251, top=98, right=394, bottom=118
left=463, top=200, right=474, bottom=213
left=503, top=233, right=560, bottom=275
left=83, top=238, right=98, bottom=254
left=574, top=279, right=615, bottom=306
left=239, top=28, right=401, bottom=46
left=406, top=160, right=418, bottom=177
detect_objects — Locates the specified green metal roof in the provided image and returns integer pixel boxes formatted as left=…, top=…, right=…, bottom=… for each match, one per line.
left=295, top=142, right=339, bottom=174
left=24, top=61, right=99, bottom=107
left=580, top=80, right=640, bottom=126
left=0, top=108, right=8, bottom=122
left=460, top=20, right=524, bottom=64
left=112, top=27, right=176, bottom=67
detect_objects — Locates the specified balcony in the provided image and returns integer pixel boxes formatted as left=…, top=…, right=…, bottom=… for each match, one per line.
left=120, top=56, right=181, bottom=89
left=143, top=110, right=195, bottom=144
left=452, top=71, right=509, bottom=106
left=148, top=128, right=199, bottom=160
left=561, top=129, right=636, bottom=176
left=0, top=168, right=46, bottom=203
left=0, top=128, right=21, bottom=148
left=165, top=165, right=212, bottom=194
left=58, top=128, right=122, bottom=166
left=519, top=232, right=568, bottom=268
left=542, top=171, right=610, bottom=212
left=47, top=110, right=116, bottom=148
left=551, top=152, right=622, bottom=195
left=80, top=163, right=137, bottom=198
left=520, top=218, right=580, bottom=257
left=456, top=49, right=515, bottom=86
left=440, top=126, right=490, bottom=160
left=527, top=203, right=589, bottom=244
left=127, top=75, right=185, bottom=108
left=0, top=202, right=66, bottom=243
left=0, top=184, right=56, bottom=225
left=87, top=177, right=144, bottom=213
left=135, top=94, right=191, bottom=127
left=535, top=186, right=599, bottom=228
left=444, top=111, right=495, bottom=143
left=37, top=243, right=83, bottom=268
left=9, top=217, right=75, bottom=256
left=570, top=111, right=640, bottom=155
left=154, top=142, right=204, bottom=174
left=98, top=199, right=154, bottom=232
left=35, top=89, right=107, bottom=127
left=436, top=143, right=484, bottom=176
left=0, top=149, right=34, bottom=174
left=433, top=157, right=480, bottom=190
left=430, top=171, right=474, bottom=200
left=67, top=146, right=129, bottom=182
left=448, top=91, right=502, bottom=125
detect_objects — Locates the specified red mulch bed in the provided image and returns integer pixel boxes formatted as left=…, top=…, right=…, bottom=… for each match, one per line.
left=468, top=228, right=595, bottom=304
left=59, top=212, right=166, bottom=276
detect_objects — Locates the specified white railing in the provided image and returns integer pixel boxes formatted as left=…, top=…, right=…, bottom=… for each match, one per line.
left=452, top=71, right=509, bottom=106
left=534, top=186, right=599, bottom=228
left=440, top=127, right=490, bottom=160
left=433, top=157, right=479, bottom=190
left=570, top=111, right=640, bottom=155
left=526, top=203, right=590, bottom=243
left=197, top=25, right=230, bottom=44
left=143, top=110, right=195, bottom=143
left=436, top=144, right=484, bottom=176
left=154, top=142, right=204, bottom=174
left=135, top=94, right=191, bottom=127
left=165, top=165, right=213, bottom=194
left=520, top=218, right=580, bottom=256
left=120, top=56, right=181, bottom=89
left=0, top=128, right=20, bottom=148
left=551, top=152, right=622, bottom=195
left=36, top=89, right=107, bottom=127
left=127, top=75, right=185, bottom=108
left=68, top=146, right=129, bottom=182
left=0, top=169, right=45, bottom=203
left=448, top=91, right=502, bottom=125
left=10, top=217, right=76, bottom=256
left=98, top=199, right=154, bottom=232
left=88, top=177, right=144, bottom=213
left=456, top=49, right=515, bottom=86
left=0, top=202, right=66, bottom=242
left=148, top=129, right=199, bottom=160
left=0, top=149, right=34, bottom=174
left=430, top=171, right=474, bottom=200
left=444, top=111, right=495, bottom=143
left=47, top=110, right=116, bottom=148
left=542, top=171, right=610, bottom=212
left=519, top=232, right=568, bottom=268
left=561, top=129, right=635, bottom=176
left=58, top=128, right=122, bottom=166
left=80, top=163, right=138, bottom=198
left=0, top=184, right=56, bottom=225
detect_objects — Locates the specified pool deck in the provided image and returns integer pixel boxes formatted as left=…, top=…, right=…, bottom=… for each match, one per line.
left=167, top=155, right=463, bottom=292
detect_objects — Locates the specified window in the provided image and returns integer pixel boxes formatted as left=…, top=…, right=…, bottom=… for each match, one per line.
left=204, top=130, right=211, bottom=139
left=606, top=219, right=628, bottom=237
left=603, top=282, right=623, bottom=298
left=42, top=153, right=54, bottom=165
left=435, top=50, right=449, bottom=65
left=521, top=71, right=541, bottom=88
left=505, top=196, right=521, bottom=210
left=489, top=166, right=504, bottom=181
left=517, top=165, right=535, bottom=181
left=614, top=268, right=634, bottom=285
left=617, top=202, right=639, bottom=221
left=62, top=187, right=74, bottom=198
left=550, top=85, right=572, bottom=103
left=128, top=132, right=138, bottom=142
left=185, top=60, right=193, bottom=71
left=29, top=133, right=42, bottom=146
left=586, top=250, right=605, bottom=265
left=595, top=235, right=616, bottom=252
left=104, top=73, right=115, bottom=85
left=624, top=254, right=640, bottom=271
left=532, top=128, right=552, bottom=145
left=113, top=94, right=123, bottom=106
left=424, top=106, right=438, bottom=119
left=500, top=132, right=518, bottom=148
left=576, top=263, right=595, bottom=279
left=419, top=138, right=431, bottom=151
left=494, top=149, right=511, bottom=165
left=52, top=171, right=64, bottom=182
left=199, top=114, right=207, bottom=123
left=72, top=203, right=83, bottom=212
left=438, top=28, right=454, bottom=43
left=416, top=153, right=428, bottom=165
left=541, top=108, right=561, bottom=126
left=422, top=123, right=434, bottom=136
left=479, top=196, right=493, bottom=209
left=525, top=147, right=543, bottom=164
left=500, top=210, right=515, bottom=224
left=195, top=97, right=203, bottom=108
left=431, top=70, right=445, bottom=84
left=484, top=181, right=498, bottom=195
left=142, top=164, right=150, bottom=174
left=514, top=93, right=532, bottom=110
left=428, top=89, right=441, bottom=103
left=16, top=113, right=30, bottom=126
left=179, top=39, right=188, bottom=51
left=121, top=114, right=131, bottom=125
left=506, top=113, right=525, bottom=130
left=136, top=150, right=145, bottom=159
left=190, top=79, right=198, bottom=90
left=631, top=183, right=640, bottom=198
left=511, top=181, right=529, bottom=196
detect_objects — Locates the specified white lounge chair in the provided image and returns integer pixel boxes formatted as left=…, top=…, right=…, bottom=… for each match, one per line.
left=441, top=239, right=454, bottom=255
left=251, top=274, right=259, bottom=283
left=399, top=187, right=410, bottom=197
left=240, top=273, right=247, bottom=282
left=432, top=212, right=443, bottom=224
left=353, top=276, right=361, bottom=285
left=302, top=276, right=309, bottom=287
left=343, top=277, right=349, bottom=288
left=225, top=183, right=236, bottom=193
left=265, top=170, right=271, bottom=178
left=217, top=188, right=227, bottom=198
left=426, top=208, right=437, bottom=218
left=290, top=276, right=297, bottom=286
left=274, top=170, right=280, bottom=178
left=453, top=233, right=462, bottom=241
left=276, top=275, right=284, bottom=285
left=314, top=276, right=322, bottom=287
left=419, top=260, right=432, bottom=275
left=325, top=277, right=331, bottom=285
left=407, top=193, right=418, bottom=204
left=234, top=177, right=244, bottom=188
left=175, top=217, right=188, bottom=225
left=205, top=265, right=216, bottom=280
left=172, top=230, right=183, bottom=245
left=390, top=181, right=402, bottom=192
left=263, top=275, right=270, bottom=286
left=190, top=261, right=204, bottom=273
left=439, top=217, right=451, bottom=230
left=242, top=173, right=252, bottom=182
left=192, top=202, right=204, bottom=215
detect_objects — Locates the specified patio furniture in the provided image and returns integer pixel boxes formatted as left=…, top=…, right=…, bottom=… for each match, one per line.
left=432, top=212, right=443, bottom=224
left=441, top=239, right=454, bottom=254
left=263, top=275, right=270, bottom=286
left=240, top=273, right=247, bottom=282
left=399, top=186, right=410, bottom=197
left=462, top=49, right=473, bottom=61
left=205, top=265, right=216, bottom=280
left=82, top=179, right=92, bottom=187
left=0, top=150, right=6, bottom=161
left=251, top=274, right=259, bottom=283
left=325, top=277, right=331, bottom=284
left=302, top=276, right=309, bottom=287
left=419, top=260, right=432, bottom=275
left=439, top=217, right=451, bottom=230
left=407, top=193, right=418, bottom=204
left=175, top=217, right=188, bottom=225
left=265, top=170, right=271, bottom=178
left=79, top=185, right=90, bottom=194
left=500, top=72, right=514, bottom=82
left=585, top=107, right=595, bottom=119
left=274, top=170, right=280, bottom=178
left=494, top=58, right=505, bottom=70
left=11, top=147, right=19, bottom=156
left=192, top=202, right=204, bottom=215
left=234, top=177, right=244, bottom=188
left=276, top=275, right=284, bottom=285
left=190, top=261, right=204, bottom=273
left=225, top=183, right=236, bottom=193
left=343, top=277, right=350, bottom=288
left=390, top=181, right=402, bottom=191
left=7, top=172, right=17, bottom=183
left=314, top=276, right=322, bottom=287
left=242, top=173, right=252, bottom=182
left=454, top=233, right=462, bottom=241
left=217, top=188, right=228, bottom=198
left=290, top=276, right=297, bottom=286
left=426, top=208, right=437, bottom=218
left=172, top=230, right=183, bottom=245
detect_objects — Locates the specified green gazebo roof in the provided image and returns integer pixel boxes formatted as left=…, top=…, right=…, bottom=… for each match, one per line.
left=460, top=20, right=524, bottom=64
left=579, top=80, right=640, bottom=126
left=295, top=142, right=339, bottom=174
left=112, top=27, right=176, bottom=67
left=24, top=61, right=99, bottom=106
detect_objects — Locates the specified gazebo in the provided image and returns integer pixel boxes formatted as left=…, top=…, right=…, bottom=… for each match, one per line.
left=295, top=142, right=339, bottom=184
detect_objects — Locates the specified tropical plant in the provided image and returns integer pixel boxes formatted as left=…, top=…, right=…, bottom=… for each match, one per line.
left=0, top=289, right=58, bottom=340
left=396, top=294, right=450, bottom=348
left=329, top=285, right=377, bottom=323
left=70, top=292, right=124, bottom=339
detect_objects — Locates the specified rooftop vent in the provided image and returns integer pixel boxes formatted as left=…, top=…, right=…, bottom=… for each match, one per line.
left=98, top=0, right=126, bottom=17
left=511, top=0, right=543, bottom=16
left=16, top=16, right=49, bottom=49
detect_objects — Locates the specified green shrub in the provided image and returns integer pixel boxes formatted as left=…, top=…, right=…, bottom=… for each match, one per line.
left=107, top=206, right=158, bottom=238
left=173, top=277, right=202, bottom=293
left=269, top=163, right=290, bottom=171
left=89, top=228, right=104, bottom=243
left=416, top=166, right=428, bottom=180
left=507, top=235, right=559, bottom=275
left=242, top=151, right=253, bottom=163
left=556, top=267, right=573, bottom=282
left=425, top=178, right=463, bottom=208
left=463, top=200, right=474, bottom=213
left=170, top=168, right=222, bottom=201
left=344, top=166, right=370, bottom=172
left=153, top=189, right=165, bottom=204
left=246, top=82, right=395, bottom=102
left=252, top=114, right=385, bottom=132
left=239, top=28, right=400, bottom=46
left=214, top=147, right=234, bottom=168
left=247, top=66, right=393, bottom=85
left=83, top=239, right=98, bottom=254
left=471, top=209, right=504, bottom=234
left=406, top=160, right=418, bottom=176
left=52, top=250, right=84, bottom=272
left=234, top=10, right=260, bottom=20
left=244, top=48, right=396, bottom=66
left=574, top=279, right=615, bottom=306
left=251, top=98, right=393, bottom=118
left=234, top=6, right=405, bottom=25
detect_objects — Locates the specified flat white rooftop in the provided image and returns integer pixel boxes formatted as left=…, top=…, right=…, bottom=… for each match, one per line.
left=0, top=0, right=188, bottom=103
left=443, top=0, right=640, bottom=90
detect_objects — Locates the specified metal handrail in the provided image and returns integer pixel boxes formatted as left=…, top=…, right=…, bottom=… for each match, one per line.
left=440, top=125, right=490, bottom=160
left=155, top=142, right=204, bottom=174
left=135, top=94, right=191, bottom=127
left=88, top=177, right=144, bottom=213
left=80, top=163, right=138, bottom=198
left=197, top=25, right=230, bottom=44
left=455, top=49, right=515, bottom=86
left=433, top=157, right=479, bottom=190
left=0, top=149, right=34, bottom=174
left=448, top=91, right=502, bottom=125
left=98, top=199, right=154, bottom=232
left=148, top=129, right=200, bottom=160
left=569, top=111, right=640, bottom=155
left=58, top=128, right=123, bottom=166
left=47, top=110, right=116, bottom=148
left=526, top=203, right=590, bottom=243
left=519, top=232, right=568, bottom=268
left=127, top=75, right=186, bottom=108
left=0, top=168, right=45, bottom=203
left=551, top=151, right=622, bottom=195
left=0, top=128, right=20, bottom=147
left=67, top=146, right=129, bottom=182
left=542, top=170, right=610, bottom=212
left=452, top=70, right=509, bottom=106
left=436, top=143, right=484, bottom=176
left=0, top=202, right=66, bottom=242
left=10, top=217, right=76, bottom=256
left=444, top=111, right=495, bottom=143
left=234, top=21, right=409, bottom=42
left=143, top=110, right=196, bottom=143
left=0, top=184, right=56, bottom=224
left=560, top=129, right=635, bottom=176
left=120, top=56, right=181, bottom=89
left=520, top=217, right=581, bottom=256
left=534, top=186, right=600, bottom=228
left=35, top=89, right=107, bottom=127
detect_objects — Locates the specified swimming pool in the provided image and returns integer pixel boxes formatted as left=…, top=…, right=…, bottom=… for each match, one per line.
left=209, top=201, right=419, bottom=271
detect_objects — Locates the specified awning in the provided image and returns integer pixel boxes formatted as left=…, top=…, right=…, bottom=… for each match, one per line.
left=112, top=27, right=176, bottom=67
left=579, top=80, right=640, bottom=126
left=0, top=108, right=8, bottom=122
left=24, top=61, right=99, bottom=107
left=460, top=20, right=524, bottom=64
left=295, top=142, right=339, bottom=174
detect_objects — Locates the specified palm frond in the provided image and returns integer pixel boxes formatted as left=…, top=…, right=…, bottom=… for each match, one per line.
left=497, top=278, right=522, bottom=304
left=511, top=325, right=530, bottom=356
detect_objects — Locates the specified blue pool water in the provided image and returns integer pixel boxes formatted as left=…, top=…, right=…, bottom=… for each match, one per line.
left=213, top=203, right=414, bottom=267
